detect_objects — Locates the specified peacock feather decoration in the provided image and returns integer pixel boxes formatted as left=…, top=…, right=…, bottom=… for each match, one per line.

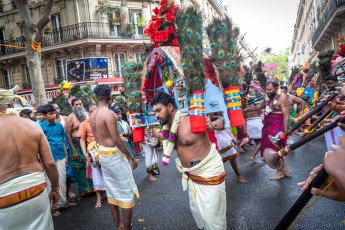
left=206, top=16, right=241, bottom=88
left=53, top=94, right=73, bottom=116
left=69, top=85, right=96, bottom=108
left=116, top=61, right=143, bottom=113
left=253, top=61, right=267, bottom=90
left=176, top=7, right=205, bottom=95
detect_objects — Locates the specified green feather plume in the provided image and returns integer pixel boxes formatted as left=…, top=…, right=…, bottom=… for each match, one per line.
left=206, top=16, right=241, bottom=88
left=69, top=85, right=96, bottom=109
left=53, top=94, right=73, bottom=116
left=176, top=7, right=205, bottom=95
left=117, top=61, right=143, bottom=113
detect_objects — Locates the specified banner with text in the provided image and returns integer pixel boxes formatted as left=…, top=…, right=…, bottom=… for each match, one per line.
left=67, top=57, right=109, bottom=82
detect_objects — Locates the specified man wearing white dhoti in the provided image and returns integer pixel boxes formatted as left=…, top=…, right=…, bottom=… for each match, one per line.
left=90, top=85, right=139, bottom=230
left=0, top=86, right=59, bottom=230
left=151, top=92, right=227, bottom=230
left=141, top=127, right=160, bottom=182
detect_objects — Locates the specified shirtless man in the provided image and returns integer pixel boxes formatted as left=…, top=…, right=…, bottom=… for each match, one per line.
left=0, top=95, right=59, bottom=229
left=65, top=98, right=94, bottom=196
left=151, top=92, right=227, bottom=230
left=280, top=86, right=305, bottom=127
left=244, top=81, right=292, bottom=179
left=90, top=85, right=138, bottom=230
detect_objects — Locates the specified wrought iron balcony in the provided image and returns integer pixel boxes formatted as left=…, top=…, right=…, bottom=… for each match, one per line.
left=312, top=0, right=345, bottom=46
left=0, top=22, right=148, bottom=57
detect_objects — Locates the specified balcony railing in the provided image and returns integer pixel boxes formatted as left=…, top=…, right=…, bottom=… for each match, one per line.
left=312, top=0, right=345, bottom=46
left=0, top=22, right=148, bottom=57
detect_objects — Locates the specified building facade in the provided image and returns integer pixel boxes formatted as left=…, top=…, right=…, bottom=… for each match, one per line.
left=290, top=0, right=345, bottom=67
left=0, top=0, right=253, bottom=102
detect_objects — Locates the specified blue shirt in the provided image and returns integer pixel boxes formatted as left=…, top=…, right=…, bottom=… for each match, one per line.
left=40, top=120, right=66, bottom=161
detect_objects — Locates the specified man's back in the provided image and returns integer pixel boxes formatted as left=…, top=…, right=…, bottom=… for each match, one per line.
left=0, top=116, right=44, bottom=183
left=90, top=107, right=118, bottom=148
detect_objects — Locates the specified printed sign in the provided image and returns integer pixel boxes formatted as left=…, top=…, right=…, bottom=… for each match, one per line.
left=67, top=57, right=108, bottom=82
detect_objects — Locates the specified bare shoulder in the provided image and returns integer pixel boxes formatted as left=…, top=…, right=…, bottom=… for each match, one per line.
left=279, top=92, right=288, bottom=101
left=67, top=113, right=74, bottom=122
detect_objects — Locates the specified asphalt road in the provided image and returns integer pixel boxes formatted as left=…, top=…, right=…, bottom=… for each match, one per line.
left=53, top=135, right=345, bottom=230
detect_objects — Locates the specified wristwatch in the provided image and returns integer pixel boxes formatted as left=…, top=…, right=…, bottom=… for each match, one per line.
left=212, top=122, right=218, bottom=130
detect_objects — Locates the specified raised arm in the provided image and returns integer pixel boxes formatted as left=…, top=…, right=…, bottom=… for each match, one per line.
left=243, top=99, right=265, bottom=112
left=293, top=95, right=305, bottom=115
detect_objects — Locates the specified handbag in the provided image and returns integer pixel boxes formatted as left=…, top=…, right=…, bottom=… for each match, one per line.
left=87, top=141, right=101, bottom=167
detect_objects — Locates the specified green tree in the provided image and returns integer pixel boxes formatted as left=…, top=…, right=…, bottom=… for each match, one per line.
left=256, top=47, right=290, bottom=82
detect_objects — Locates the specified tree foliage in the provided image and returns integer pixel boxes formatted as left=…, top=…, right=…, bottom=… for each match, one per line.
left=256, top=47, right=290, bottom=81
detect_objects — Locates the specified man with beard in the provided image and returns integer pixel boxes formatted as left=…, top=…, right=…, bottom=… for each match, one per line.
left=0, top=86, right=59, bottom=229
left=90, top=85, right=138, bottom=230
left=151, top=92, right=227, bottom=230
left=65, top=98, right=94, bottom=197
left=244, top=81, right=291, bottom=180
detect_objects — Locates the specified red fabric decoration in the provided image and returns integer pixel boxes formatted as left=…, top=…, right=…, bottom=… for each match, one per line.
left=190, top=116, right=206, bottom=134
left=207, top=131, right=219, bottom=150
left=132, top=127, right=145, bottom=143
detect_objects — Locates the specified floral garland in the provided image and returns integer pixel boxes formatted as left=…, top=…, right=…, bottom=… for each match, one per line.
left=161, top=110, right=181, bottom=166
left=265, top=91, right=280, bottom=114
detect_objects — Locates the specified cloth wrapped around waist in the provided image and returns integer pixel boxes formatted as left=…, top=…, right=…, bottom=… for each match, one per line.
left=176, top=143, right=226, bottom=191
left=0, top=172, right=47, bottom=209
left=98, top=145, right=139, bottom=208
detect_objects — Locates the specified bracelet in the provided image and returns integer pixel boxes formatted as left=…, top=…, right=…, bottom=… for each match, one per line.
left=51, top=186, right=60, bottom=192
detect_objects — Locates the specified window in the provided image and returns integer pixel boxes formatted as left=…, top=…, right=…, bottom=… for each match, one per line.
left=3, top=69, right=12, bottom=89
left=56, top=59, right=67, bottom=83
left=0, top=28, right=5, bottom=55
left=114, top=53, right=126, bottom=77
left=135, top=53, right=145, bottom=63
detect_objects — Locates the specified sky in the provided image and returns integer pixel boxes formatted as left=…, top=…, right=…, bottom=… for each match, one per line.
left=225, top=0, right=300, bottom=54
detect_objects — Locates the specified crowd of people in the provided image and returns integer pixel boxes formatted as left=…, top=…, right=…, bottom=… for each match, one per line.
left=0, top=74, right=344, bottom=229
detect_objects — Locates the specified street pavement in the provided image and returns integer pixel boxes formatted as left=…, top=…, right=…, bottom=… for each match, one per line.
left=53, top=135, right=345, bottom=230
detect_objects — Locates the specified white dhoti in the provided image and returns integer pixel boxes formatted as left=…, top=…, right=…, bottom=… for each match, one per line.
left=98, top=145, right=139, bottom=208
left=0, top=172, right=53, bottom=230
left=325, top=127, right=345, bottom=151
left=176, top=144, right=227, bottom=230
left=246, top=117, right=263, bottom=139
left=215, top=129, right=238, bottom=160
left=141, top=136, right=159, bottom=173
left=46, top=158, right=67, bottom=208
left=91, top=166, right=106, bottom=191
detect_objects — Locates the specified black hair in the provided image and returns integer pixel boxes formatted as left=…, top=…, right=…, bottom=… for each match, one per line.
left=93, top=85, right=111, bottom=100
left=86, top=103, right=96, bottom=112
left=150, top=92, right=176, bottom=108
left=112, top=107, right=122, bottom=114
left=71, top=98, right=81, bottom=106
left=266, top=80, right=279, bottom=88
left=280, top=86, right=288, bottom=90
left=36, top=105, right=44, bottom=114
left=19, top=109, right=32, bottom=118
left=42, top=104, right=56, bottom=115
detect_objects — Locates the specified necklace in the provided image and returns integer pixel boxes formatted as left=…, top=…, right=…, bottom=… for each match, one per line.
left=265, top=91, right=280, bottom=114
left=161, top=110, right=182, bottom=166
